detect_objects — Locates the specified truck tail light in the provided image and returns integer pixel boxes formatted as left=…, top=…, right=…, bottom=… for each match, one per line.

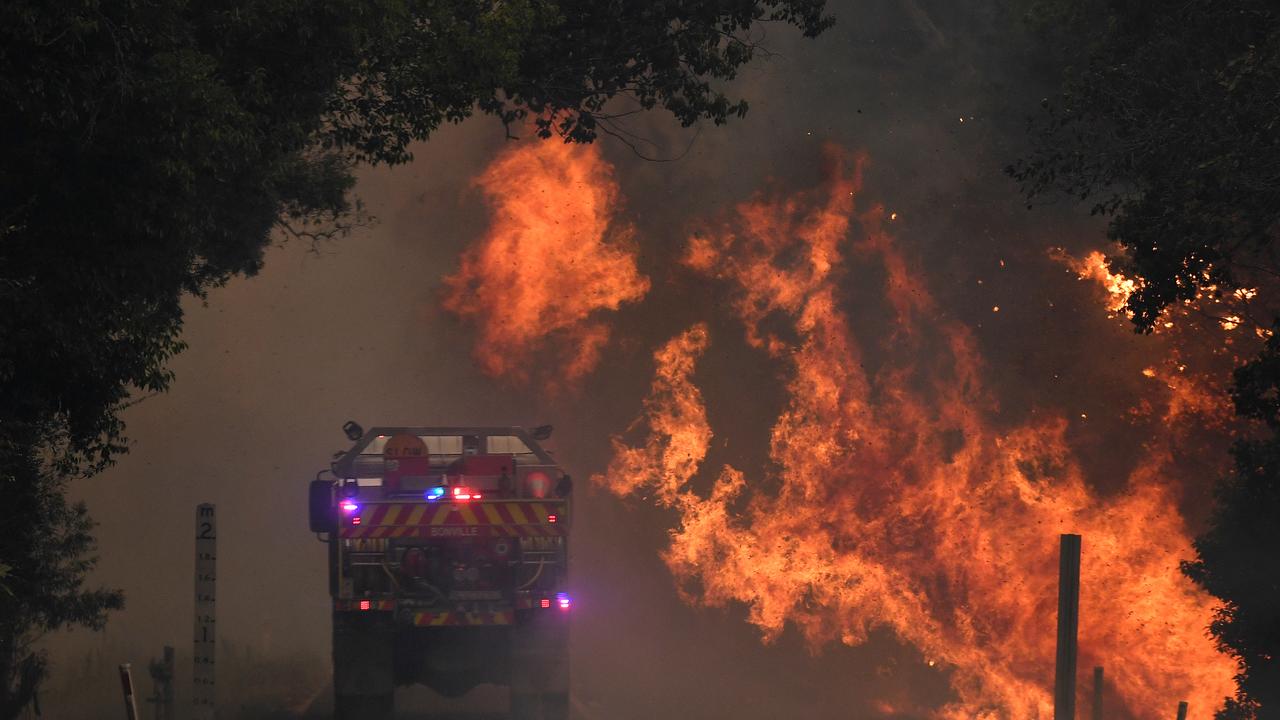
left=540, top=599, right=551, bottom=609
left=546, top=513, right=558, bottom=524
left=359, top=600, right=371, bottom=611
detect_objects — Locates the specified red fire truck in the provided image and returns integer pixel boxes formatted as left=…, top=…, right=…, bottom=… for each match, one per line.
left=309, top=423, right=572, bottom=719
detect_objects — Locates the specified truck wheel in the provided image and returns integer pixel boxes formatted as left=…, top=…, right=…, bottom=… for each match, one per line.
left=333, top=612, right=395, bottom=720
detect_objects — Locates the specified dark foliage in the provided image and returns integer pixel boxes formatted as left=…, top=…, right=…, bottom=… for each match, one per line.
left=326, top=0, right=834, bottom=161
left=1010, top=0, right=1280, bottom=331
left=1181, top=432, right=1280, bottom=718
left=0, top=445, right=123, bottom=720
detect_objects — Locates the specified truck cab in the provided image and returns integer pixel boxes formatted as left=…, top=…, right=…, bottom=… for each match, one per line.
left=309, top=425, right=571, bottom=720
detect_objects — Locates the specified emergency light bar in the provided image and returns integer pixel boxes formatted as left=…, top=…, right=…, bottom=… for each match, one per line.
left=423, top=485, right=483, bottom=501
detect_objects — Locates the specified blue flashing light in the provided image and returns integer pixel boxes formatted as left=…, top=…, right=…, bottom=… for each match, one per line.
left=340, top=501, right=360, bottom=514
left=425, top=486, right=446, bottom=501
left=555, top=592, right=571, bottom=611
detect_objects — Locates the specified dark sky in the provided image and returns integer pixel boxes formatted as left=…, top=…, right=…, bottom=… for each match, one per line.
left=44, top=1, right=1233, bottom=717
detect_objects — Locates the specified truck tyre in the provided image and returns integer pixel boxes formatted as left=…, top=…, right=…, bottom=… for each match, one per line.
left=333, top=612, right=395, bottom=720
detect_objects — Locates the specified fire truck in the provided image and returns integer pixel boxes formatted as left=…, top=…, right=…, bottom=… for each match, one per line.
left=309, top=423, right=572, bottom=719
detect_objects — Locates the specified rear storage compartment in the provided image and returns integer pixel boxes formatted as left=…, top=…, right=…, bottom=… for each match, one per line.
left=314, top=427, right=572, bottom=720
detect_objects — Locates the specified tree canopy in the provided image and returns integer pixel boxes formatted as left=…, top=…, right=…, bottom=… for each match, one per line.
left=1011, top=0, right=1280, bottom=331
left=1182, top=333, right=1280, bottom=717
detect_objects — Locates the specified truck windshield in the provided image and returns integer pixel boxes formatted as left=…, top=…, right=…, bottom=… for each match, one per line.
left=486, top=435, right=535, bottom=456
left=361, top=435, right=465, bottom=458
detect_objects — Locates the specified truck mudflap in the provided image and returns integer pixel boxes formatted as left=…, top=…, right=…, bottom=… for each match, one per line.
left=338, top=501, right=567, bottom=539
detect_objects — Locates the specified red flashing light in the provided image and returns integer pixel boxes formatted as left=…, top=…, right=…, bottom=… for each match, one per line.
left=540, top=599, right=551, bottom=609
left=452, top=486, right=481, bottom=501
left=359, top=600, right=371, bottom=611
left=547, top=514, right=558, bottom=524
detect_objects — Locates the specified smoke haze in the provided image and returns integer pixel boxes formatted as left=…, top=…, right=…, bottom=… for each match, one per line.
left=46, top=1, right=1240, bottom=717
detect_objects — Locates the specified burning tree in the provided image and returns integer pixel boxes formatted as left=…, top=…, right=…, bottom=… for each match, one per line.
left=1013, top=2, right=1280, bottom=715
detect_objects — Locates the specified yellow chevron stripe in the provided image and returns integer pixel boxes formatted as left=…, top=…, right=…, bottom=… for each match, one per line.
left=507, top=503, right=529, bottom=524
left=458, top=505, right=478, bottom=525
left=405, top=505, right=427, bottom=526
left=481, top=503, right=503, bottom=524
left=431, top=504, right=451, bottom=525
left=531, top=503, right=546, bottom=521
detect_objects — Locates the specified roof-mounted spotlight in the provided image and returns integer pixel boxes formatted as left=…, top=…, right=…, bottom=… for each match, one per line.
left=342, top=421, right=364, bottom=442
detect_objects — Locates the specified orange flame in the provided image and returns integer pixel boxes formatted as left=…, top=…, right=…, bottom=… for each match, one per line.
left=595, top=147, right=1236, bottom=717
left=441, top=141, right=649, bottom=385
left=1056, top=249, right=1138, bottom=317
left=1057, top=248, right=1266, bottom=344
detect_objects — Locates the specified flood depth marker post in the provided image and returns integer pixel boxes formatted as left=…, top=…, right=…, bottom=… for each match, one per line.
left=193, top=503, right=216, bottom=719
left=1055, top=534, right=1082, bottom=720
left=118, top=663, right=139, bottom=720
